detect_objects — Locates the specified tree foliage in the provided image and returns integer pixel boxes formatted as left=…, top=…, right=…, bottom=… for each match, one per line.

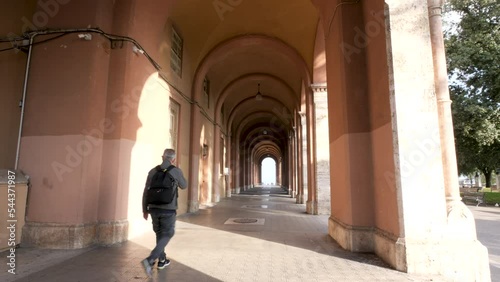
left=444, top=0, right=500, bottom=186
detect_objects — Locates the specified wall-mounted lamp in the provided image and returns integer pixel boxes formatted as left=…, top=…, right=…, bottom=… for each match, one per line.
left=77, top=33, right=92, bottom=41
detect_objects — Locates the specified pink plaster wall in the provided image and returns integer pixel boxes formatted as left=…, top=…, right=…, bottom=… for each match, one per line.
left=18, top=1, right=114, bottom=224
left=320, top=0, right=374, bottom=227
left=313, top=19, right=327, bottom=84
left=15, top=0, right=195, bottom=230
left=362, top=0, right=400, bottom=236
left=0, top=0, right=36, bottom=168
left=314, top=0, right=400, bottom=235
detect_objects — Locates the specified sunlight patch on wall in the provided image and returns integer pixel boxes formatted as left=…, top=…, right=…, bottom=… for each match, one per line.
left=128, top=73, right=173, bottom=239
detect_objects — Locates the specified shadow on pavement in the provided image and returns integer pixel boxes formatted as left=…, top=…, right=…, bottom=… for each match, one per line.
left=178, top=186, right=393, bottom=270
left=6, top=241, right=221, bottom=282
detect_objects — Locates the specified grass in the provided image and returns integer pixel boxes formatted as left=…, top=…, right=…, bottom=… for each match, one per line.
left=485, top=192, right=500, bottom=205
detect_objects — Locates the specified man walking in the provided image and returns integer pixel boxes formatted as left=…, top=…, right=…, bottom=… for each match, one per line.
left=141, top=148, right=187, bottom=277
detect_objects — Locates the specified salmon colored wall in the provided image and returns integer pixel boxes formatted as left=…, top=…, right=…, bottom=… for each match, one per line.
left=362, top=0, right=400, bottom=236
left=312, top=19, right=326, bottom=84
left=16, top=0, right=195, bottom=232
left=313, top=0, right=400, bottom=236
left=96, top=0, right=194, bottom=235
left=19, top=0, right=114, bottom=224
left=0, top=0, right=36, bottom=169
left=318, top=0, right=374, bottom=227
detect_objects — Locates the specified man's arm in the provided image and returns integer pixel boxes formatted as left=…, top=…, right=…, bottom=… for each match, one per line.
left=175, top=168, right=188, bottom=189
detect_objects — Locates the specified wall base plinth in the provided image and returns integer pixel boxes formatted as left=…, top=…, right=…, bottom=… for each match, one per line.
left=328, top=216, right=373, bottom=252
left=96, top=220, right=128, bottom=245
left=22, top=220, right=129, bottom=249
left=22, top=222, right=96, bottom=249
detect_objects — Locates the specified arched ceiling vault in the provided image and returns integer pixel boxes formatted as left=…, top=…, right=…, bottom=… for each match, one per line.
left=239, top=123, right=288, bottom=150
left=170, top=0, right=319, bottom=75
left=215, top=73, right=299, bottom=122
left=249, top=135, right=282, bottom=153
left=254, top=141, right=281, bottom=155
left=232, top=110, right=291, bottom=136
left=168, top=0, right=317, bottom=169
left=253, top=141, right=281, bottom=162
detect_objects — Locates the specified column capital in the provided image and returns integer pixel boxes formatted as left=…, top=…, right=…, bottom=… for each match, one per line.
left=310, top=83, right=327, bottom=93
left=428, top=0, right=444, bottom=17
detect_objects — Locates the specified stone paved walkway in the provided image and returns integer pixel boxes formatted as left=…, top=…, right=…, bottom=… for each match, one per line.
left=0, top=186, right=466, bottom=281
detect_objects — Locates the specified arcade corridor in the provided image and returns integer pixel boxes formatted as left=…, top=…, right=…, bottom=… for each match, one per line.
left=0, top=0, right=491, bottom=280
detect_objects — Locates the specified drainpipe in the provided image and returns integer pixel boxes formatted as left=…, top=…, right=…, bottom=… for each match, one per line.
left=427, top=1, right=461, bottom=203
left=14, top=33, right=36, bottom=170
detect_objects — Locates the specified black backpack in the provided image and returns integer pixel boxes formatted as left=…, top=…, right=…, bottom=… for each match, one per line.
left=146, top=165, right=178, bottom=205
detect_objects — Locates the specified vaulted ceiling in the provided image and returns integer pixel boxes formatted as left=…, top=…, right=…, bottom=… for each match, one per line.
left=169, top=0, right=320, bottom=162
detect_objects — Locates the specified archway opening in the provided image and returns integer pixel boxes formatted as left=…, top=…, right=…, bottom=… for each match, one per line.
left=261, top=157, right=276, bottom=185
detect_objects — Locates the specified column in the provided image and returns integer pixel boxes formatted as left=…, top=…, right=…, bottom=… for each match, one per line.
left=225, top=134, right=232, bottom=197
left=233, top=138, right=241, bottom=194
left=297, top=112, right=307, bottom=204
left=428, top=1, right=489, bottom=278
left=212, top=128, right=221, bottom=203
left=288, top=131, right=296, bottom=197
left=307, top=84, right=331, bottom=215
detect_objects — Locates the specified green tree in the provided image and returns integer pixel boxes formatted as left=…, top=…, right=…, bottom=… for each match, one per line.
left=444, top=0, right=500, bottom=187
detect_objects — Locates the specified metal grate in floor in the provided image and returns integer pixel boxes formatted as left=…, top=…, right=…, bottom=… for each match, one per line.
left=223, top=218, right=265, bottom=225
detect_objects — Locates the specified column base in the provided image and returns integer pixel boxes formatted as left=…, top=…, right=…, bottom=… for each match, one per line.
left=188, top=200, right=199, bottom=213
left=402, top=238, right=490, bottom=280
left=22, top=220, right=129, bottom=249
left=329, top=210, right=491, bottom=280
left=212, top=194, right=220, bottom=203
left=225, top=189, right=232, bottom=198
left=328, top=216, right=373, bottom=252
left=306, top=200, right=317, bottom=214
left=296, top=193, right=305, bottom=204
left=234, top=187, right=241, bottom=194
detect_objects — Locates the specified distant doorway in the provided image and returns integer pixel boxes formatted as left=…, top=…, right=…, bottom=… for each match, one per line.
left=261, top=157, right=276, bottom=185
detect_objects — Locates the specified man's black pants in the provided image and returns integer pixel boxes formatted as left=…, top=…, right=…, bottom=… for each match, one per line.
left=147, top=211, right=176, bottom=263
